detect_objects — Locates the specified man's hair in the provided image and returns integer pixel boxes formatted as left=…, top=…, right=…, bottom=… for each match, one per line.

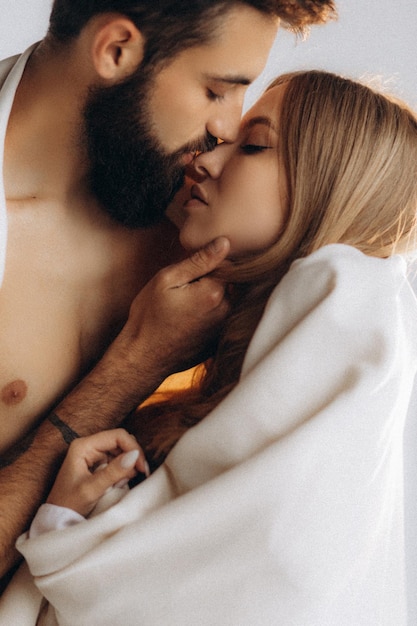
left=48, top=0, right=337, bottom=66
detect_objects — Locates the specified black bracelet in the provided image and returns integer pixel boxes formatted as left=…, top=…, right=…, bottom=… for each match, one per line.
left=47, top=412, right=81, bottom=445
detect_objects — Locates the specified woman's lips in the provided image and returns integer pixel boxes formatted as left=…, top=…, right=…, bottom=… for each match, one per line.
left=190, top=184, right=208, bottom=204
left=183, top=184, right=208, bottom=212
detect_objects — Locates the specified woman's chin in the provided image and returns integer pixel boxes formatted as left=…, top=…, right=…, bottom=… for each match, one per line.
left=179, top=229, right=207, bottom=253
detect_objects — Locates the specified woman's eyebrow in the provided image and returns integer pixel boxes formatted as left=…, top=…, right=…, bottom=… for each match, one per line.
left=242, top=116, right=278, bottom=133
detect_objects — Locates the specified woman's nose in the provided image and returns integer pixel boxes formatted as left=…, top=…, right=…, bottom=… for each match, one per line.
left=190, top=143, right=232, bottom=180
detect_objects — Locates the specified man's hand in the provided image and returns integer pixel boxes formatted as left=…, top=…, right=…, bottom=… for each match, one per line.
left=0, top=237, right=230, bottom=583
left=118, top=236, right=231, bottom=381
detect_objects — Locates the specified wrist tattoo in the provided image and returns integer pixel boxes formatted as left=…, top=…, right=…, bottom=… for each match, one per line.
left=47, top=412, right=80, bottom=445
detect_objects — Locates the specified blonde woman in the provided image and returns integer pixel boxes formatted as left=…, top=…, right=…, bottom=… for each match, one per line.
left=4, top=71, right=417, bottom=625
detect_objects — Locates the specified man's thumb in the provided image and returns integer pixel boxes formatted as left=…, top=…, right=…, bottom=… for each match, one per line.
left=178, top=237, right=230, bottom=285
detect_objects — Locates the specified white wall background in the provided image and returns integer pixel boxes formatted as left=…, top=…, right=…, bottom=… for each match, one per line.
left=246, top=0, right=417, bottom=109
left=1, top=0, right=416, bottom=622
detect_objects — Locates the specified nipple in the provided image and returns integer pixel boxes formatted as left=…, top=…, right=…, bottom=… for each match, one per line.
left=1, top=380, right=28, bottom=406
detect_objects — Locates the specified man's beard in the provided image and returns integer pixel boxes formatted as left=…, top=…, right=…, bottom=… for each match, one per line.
left=83, top=69, right=216, bottom=228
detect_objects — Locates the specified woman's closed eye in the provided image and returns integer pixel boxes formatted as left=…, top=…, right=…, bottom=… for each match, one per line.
left=240, top=144, right=273, bottom=154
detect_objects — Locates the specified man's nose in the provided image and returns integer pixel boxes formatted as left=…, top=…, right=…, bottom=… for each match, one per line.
left=206, top=98, right=243, bottom=144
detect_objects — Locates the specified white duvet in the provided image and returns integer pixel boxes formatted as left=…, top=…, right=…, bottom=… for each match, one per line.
left=1, top=244, right=416, bottom=625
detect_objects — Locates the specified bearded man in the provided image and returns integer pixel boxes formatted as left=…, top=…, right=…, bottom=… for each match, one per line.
left=0, top=0, right=336, bottom=586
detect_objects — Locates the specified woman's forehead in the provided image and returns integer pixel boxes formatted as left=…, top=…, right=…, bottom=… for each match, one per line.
left=241, top=83, right=287, bottom=130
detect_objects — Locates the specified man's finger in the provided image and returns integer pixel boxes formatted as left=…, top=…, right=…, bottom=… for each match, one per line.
left=167, top=237, right=230, bottom=287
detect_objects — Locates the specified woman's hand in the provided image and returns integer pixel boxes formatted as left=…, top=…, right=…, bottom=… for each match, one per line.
left=47, top=429, right=149, bottom=517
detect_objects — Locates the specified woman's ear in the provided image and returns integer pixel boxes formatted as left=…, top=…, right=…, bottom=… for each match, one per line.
left=91, top=16, right=145, bottom=82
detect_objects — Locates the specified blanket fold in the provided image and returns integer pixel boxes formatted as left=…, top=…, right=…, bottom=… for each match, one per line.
left=1, top=244, right=416, bottom=625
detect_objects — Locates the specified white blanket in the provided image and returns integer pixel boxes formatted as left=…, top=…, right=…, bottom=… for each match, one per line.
left=1, top=244, right=416, bottom=625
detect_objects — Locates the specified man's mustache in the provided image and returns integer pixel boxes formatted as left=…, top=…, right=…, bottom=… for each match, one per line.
left=178, top=132, right=218, bottom=158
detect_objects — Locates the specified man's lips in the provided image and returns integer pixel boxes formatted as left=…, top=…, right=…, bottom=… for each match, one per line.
left=181, top=152, right=196, bottom=165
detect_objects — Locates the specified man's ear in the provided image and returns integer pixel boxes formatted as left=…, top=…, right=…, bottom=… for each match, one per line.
left=91, top=16, right=145, bottom=82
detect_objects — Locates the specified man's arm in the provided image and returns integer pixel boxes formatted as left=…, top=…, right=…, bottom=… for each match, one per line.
left=0, top=237, right=230, bottom=582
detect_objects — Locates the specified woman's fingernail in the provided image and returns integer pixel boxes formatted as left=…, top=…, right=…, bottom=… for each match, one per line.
left=114, top=478, right=129, bottom=489
left=144, top=460, right=150, bottom=477
left=120, top=449, right=140, bottom=469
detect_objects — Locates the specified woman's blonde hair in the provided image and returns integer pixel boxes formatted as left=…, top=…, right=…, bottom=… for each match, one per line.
left=125, top=71, right=417, bottom=468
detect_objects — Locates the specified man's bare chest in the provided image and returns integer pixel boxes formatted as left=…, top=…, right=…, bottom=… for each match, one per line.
left=0, top=198, right=182, bottom=452
left=0, top=265, right=85, bottom=453
left=0, top=207, right=141, bottom=452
